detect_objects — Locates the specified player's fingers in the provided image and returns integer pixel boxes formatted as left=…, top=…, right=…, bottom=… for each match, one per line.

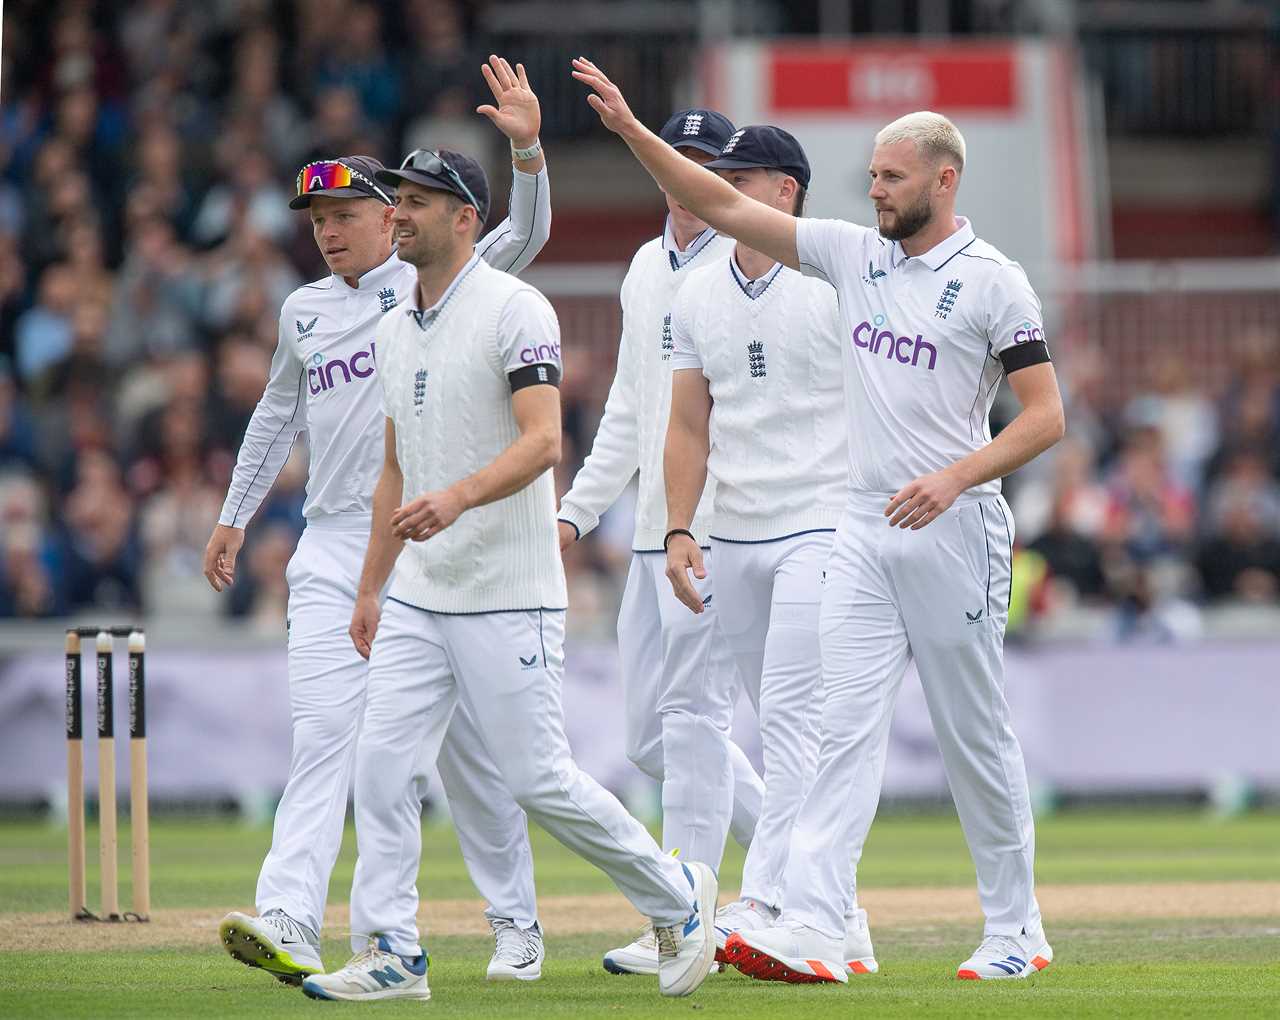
left=909, top=508, right=938, bottom=530
left=476, top=104, right=499, bottom=122
left=884, top=486, right=913, bottom=517
left=480, top=62, right=502, bottom=99
left=516, top=62, right=530, bottom=90
left=900, top=504, right=930, bottom=529
left=888, top=497, right=919, bottom=528
left=497, top=56, right=517, bottom=86
left=490, top=53, right=513, bottom=89
left=690, top=545, right=707, bottom=580
left=677, top=570, right=705, bottom=614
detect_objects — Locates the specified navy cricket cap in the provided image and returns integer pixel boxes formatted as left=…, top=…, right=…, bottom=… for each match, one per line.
left=706, top=125, right=812, bottom=189
left=375, top=148, right=491, bottom=222
left=290, top=155, right=395, bottom=209
left=659, top=108, right=736, bottom=157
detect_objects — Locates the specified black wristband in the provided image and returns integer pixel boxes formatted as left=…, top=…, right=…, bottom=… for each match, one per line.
left=664, top=528, right=695, bottom=551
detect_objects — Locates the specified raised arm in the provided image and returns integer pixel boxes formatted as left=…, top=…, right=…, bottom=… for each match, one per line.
left=475, top=54, right=551, bottom=274
left=204, top=311, right=308, bottom=590
left=572, top=57, right=799, bottom=268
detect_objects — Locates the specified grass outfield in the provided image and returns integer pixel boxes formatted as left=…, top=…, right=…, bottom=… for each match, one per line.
left=2, top=811, right=1278, bottom=1017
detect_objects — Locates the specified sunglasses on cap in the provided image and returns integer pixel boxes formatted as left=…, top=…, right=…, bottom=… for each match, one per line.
left=295, top=160, right=393, bottom=204
left=398, top=149, right=482, bottom=212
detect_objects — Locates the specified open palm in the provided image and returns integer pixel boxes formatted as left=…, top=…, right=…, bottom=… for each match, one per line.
left=477, top=54, right=540, bottom=147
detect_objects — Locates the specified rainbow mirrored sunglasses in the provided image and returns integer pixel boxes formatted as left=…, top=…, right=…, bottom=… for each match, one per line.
left=398, top=149, right=482, bottom=213
left=295, top=160, right=393, bottom=205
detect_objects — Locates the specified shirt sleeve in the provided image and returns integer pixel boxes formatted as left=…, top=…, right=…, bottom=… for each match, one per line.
left=795, top=217, right=868, bottom=284
left=217, top=311, right=308, bottom=528
left=557, top=270, right=642, bottom=539
left=985, top=262, right=1051, bottom=373
left=474, top=165, right=551, bottom=276
left=497, top=287, right=562, bottom=388
left=668, top=283, right=702, bottom=371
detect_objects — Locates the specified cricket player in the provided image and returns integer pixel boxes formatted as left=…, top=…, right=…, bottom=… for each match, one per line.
left=300, top=146, right=718, bottom=1004
left=575, top=58, right=1065, bottom=983
left=663, top=124, right=876, bottom=977
left=555, top=107, right=766, bottom=976
left=206, top=58, right=553, bottom=984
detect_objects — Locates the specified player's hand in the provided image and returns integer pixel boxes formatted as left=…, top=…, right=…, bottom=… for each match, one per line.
left=203, top=524, right=245, bottom=592
left=665, top=533, right=708, bottom=614
left=571, top=57, right=642, bottom=138
left=884, top=468, right=967, bottom=530
left=349, top=594, right=381, bottom=660
left=477, top=54, right=540, bottom=149
left=391, top=487, right=467, bottom=541
left=557, top=520, right=578, bottom=553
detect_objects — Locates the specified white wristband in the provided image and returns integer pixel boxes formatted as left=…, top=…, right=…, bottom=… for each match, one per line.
left=511, top=139, right=542, bottom=161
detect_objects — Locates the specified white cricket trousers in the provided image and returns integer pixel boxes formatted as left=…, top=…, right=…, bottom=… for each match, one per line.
left=618, top=552, right=764, bottom=870
left=255, top=517, right=538, bottom=935
left=783, top=494, right=1042, bottom=940
left=352, top=599, right=696, bottom=957
left=711, top=531, right=832, bottom=911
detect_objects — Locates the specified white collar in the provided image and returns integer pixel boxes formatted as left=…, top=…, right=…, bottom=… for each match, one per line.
left=729, top=251, right=783, bottom=299
left=332, top=250, right=403, bottom=293
left=405, top=252, right=482, bottom=328
left=890, top=216, right=976, bottom=270
left=662, top=217, right=718, bottom=268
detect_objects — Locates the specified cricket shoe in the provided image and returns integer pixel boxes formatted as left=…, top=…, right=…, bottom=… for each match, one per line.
left=654, top=861, right=719, bottom=997
left=219, top=908, right=323, bottom=985
left=842, top=909, right=880, bottom=976
left=487, top=917, right=544, bottom=981
left=712, top=898, right=777, bottom=964
left=724, top=919, right=848, bottom=984
left=956, top=932, right=1053, bottom=980
left=602, top=925, right=659, bottom=976
left=301, top=935, right=430, bottom=1001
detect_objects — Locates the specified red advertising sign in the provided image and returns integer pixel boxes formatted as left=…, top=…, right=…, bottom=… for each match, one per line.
left=769, top=45, right=1017, bottom=115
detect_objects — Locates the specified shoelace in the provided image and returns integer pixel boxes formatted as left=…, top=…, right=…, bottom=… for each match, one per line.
left=261, top=910, right=313, bottom=945
left=652, top=924, right=679, bottom=959
left=491, top=919, right=539, bottom=962
left=976, top=934, right=1026, bottom=960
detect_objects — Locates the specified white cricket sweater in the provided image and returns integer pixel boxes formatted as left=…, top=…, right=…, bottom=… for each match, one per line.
left=670, top=254, right=847, bottom=541
left=377, top=256, right=567, bottom=613
left=218, top=165, right=551, bottom=528
left=558, top=223, right=733, bottom=551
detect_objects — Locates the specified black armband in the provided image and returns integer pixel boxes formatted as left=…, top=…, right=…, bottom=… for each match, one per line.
left=508, top=363, right=561, bottom=391
left=1000, top=340, right=1051, bottom=375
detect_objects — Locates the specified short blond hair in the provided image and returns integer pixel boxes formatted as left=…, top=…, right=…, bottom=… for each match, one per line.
left=875, top=111, right=965, bottom=173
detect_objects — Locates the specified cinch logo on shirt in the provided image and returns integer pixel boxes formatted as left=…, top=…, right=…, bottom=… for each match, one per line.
left=307, top=343, right=377, bottom=395
left=1013, top=321, right=1044, bottom=344
left=519, top=341, right=561, bottom=364
left=852, top=316, right=938, bottom=371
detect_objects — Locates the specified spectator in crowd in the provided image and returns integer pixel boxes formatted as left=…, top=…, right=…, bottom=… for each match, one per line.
left=61, top=449, right=142, bottom=612
left=14, top=262, right=75, bottom=384
left=1196, top=447, right=1280, bottom=601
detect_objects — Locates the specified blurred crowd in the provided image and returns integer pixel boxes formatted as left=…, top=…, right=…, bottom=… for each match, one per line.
left=2, top=1, right=1279, bottom=641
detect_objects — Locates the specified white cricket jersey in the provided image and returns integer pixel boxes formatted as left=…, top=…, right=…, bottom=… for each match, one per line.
left=669, top=254, right=847, bottom=541
left=795, top=216, right=1049, bottom=503
left=218, top=165, right=552, bottom=528
left=377, top=254, right=567, bottom=614
left=558, top=221, right=734, bottom=550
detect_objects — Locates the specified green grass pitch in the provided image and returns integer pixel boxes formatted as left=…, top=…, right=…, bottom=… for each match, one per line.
left=2, top=810, right=1278, bottom=1017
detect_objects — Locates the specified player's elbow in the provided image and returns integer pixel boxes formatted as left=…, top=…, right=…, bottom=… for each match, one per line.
left=535, top=427, right=561, bottom=472
left=1043, top=400, right=1066, bottom=447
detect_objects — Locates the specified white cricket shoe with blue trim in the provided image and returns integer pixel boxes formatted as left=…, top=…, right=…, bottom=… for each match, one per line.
left=654, top=861, right=718, bottom=997
left=957, top=932, right=1053, bottom=980
left=301, top=935, right=430, bottom=1001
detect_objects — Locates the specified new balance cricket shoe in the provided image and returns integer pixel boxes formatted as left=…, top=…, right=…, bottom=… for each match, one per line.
left=956, top=933, right=1053, bottom=980
left=724, top=919, right=848, bottom=984
left=654, top=861, right=719, bottom=997
left=712, top=898, right=778, bottom=964
left=486, top=917, right=544, bottom=981
left=219, top=908, right=323, bottom=985
left=300, top=936, right=430, bottom=1002
left=602, top=925, right=659, bottom=976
